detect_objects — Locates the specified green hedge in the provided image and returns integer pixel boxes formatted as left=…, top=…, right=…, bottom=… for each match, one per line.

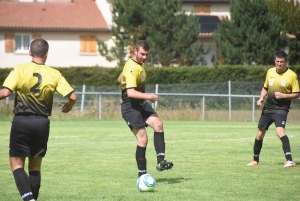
left=1, top=65, right=300, bottom=86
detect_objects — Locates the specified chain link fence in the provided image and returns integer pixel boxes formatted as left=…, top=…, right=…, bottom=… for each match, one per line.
left=2, top=81, right=300, bottom=122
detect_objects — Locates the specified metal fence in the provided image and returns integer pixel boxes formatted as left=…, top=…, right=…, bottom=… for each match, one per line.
left=71, top=81, right=300, bottom=122
left=4, top=81, right=300, bottom=122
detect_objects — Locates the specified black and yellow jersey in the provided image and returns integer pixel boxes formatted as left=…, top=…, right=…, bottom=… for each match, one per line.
left=264, top=67, right=299, bottom=111
left=120, top=59, right=146, bottom=101
left=2, top=62, right=74, bottom=116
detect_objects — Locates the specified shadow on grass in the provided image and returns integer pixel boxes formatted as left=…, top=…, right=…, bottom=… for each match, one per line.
left=156, top=177, right=191, bottom=184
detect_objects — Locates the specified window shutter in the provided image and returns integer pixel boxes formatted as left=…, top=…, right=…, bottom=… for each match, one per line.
left=89, top=36, right=96, bottom=53
left=5, top=33, right=14, bottom=53
left=80, top=36, right=86, bottom=52
left=194, top=5, right=211, bottom=14
left=80, top=35, right=97, bottom=53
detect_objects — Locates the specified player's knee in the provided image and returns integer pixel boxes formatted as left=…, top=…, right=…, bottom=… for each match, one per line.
left=138, top=138, right=148, bottom=146
left=153, top=121, right=163, bottom=132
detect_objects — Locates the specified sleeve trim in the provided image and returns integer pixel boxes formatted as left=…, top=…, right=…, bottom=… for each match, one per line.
left=1, top=86, right=13, bottom=93
left=63, top=90, right=74, bottom=98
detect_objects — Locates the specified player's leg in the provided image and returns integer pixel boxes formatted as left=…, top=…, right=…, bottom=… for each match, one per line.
left=146, top=114, right=165, bottom=162
left=9, top=116, right=35, bottom=201
left=121, top=101, right=149, bottom=177
left=273, top=114, right=296, bottom=167
left=144, top=105, right=173, bottom=171
left=248, top=128, right=266, bottom=165
left=247, top=111, right=271, bottom=166
left=29, top=115, right=49, bottom=199
left=28, top=157, right=43, bottom=200
left=10, top=156, right=35, bottom=201
left=133, top=128, right=148, bottom=177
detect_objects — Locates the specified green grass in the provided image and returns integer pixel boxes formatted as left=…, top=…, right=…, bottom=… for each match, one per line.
left=1, top=120, right=300, bottom=201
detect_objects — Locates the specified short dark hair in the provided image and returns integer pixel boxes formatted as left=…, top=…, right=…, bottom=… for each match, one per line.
left=135, top=40, right=150, bottom=51
left=30, top=38, right=49, bottom=57
left=275, top=51, right=287, bottom=61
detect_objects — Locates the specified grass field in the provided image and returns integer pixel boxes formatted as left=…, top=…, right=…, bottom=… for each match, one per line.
left=0, top=120, right=300, bottom=201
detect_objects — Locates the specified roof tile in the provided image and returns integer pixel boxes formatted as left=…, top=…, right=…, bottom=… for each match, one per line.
left=0, top=0, right=109, bottom=31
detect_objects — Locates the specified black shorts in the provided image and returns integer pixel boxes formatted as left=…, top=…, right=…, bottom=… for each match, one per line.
left=9, top=115, right=50, bottom=158
left=258, top=109, right=288, bottom=130
left=121, top=100, right=156, bottom=130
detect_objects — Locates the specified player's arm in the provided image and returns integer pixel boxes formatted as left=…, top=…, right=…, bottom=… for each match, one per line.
left=117, top=73, right=122, bottom=83
left=275, top=92, right=300, bottom=100
left=61, top=92, right=76, bottom=113
left=257, top=87, right=268, bottom=106
left=0, top=88, right=12, bottom=100
left=127, top=88, right=158, bottom=103
left=275, top=74, right=300, bottom=100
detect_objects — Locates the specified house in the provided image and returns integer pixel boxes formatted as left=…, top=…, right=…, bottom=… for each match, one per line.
left=0, top=0, right=117, bottom=68
left=182, top=0, right=232, bottom=65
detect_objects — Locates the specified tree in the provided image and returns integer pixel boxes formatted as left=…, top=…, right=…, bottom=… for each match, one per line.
left=267, top=0, right=300, bottom=65
left=98, top=0, right=207, bottom=67
left=97, top=0, right=147, bottom=67
left=143, top=0, right=206, bottom=67
left=214, top=0, right=288, bottom=65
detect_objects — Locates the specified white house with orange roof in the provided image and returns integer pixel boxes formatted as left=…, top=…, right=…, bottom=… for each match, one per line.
left=0, top=0, right=117, bottom=68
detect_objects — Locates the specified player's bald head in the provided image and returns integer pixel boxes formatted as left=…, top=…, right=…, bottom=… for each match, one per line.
left=30, top=39, right=49, bottom=57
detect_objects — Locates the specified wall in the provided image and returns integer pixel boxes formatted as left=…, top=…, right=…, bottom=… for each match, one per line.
left=0, top=31, right=117, bottom=68
left=182, top=3, right=230, bottom=18
left=96, top=0, right=114, bottom=29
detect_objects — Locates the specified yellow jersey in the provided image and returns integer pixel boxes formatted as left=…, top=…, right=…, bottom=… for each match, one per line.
left=2, top=62, right=74, bottom=116
left=264, top=67, right=299, bottom=111
left=120, top=59, right=146, bottom=101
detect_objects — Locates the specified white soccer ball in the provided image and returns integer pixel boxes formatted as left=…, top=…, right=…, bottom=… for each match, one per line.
left=136, top=173, right=156, bottom=192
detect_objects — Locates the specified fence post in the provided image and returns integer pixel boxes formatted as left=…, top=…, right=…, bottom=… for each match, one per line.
left=98, top=93, right=102, bottom=120
left=252, top=96, right=255, bottom=122
left=228, top=80, right=231, bottom=121
left=202, top=96, right=205, bottom=121
left=80, top=84, right=86, bottom=113
left=154, top=84, right=158, bottom=109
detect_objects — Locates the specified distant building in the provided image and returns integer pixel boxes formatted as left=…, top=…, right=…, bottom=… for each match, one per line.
left=182, top=0, right=232, bottom=65
left=0, top=0, right=117, bottom=68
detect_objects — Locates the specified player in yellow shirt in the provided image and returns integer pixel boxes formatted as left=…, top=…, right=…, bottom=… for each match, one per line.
left=120, top=40, right=173, bottom=177
left=247, top=51, right=299, bottom=168
left=0, top=39, right=76, bottom=201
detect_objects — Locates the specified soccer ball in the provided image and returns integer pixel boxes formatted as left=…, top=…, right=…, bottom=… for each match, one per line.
left=136, top=174, right=156, bottom=192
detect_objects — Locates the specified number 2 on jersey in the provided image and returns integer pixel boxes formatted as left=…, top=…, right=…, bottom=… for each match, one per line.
left=30, top=73, right=42, bottom=93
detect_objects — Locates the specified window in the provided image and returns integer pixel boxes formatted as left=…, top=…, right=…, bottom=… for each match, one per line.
left=80, top=35, right=97, bottom=54
left=5, top=33, right=40, bottom=53
left=15, top=34, right=31, bottom=53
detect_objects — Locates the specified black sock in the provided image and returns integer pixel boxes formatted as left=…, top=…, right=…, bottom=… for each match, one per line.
left=136, top=146, right=147, bottom=177
left=29, top=171, right=41, bottom=200
left=253, top=138, right=263, bottom=162
left=13, top=168, right=34, bottom=201
left=154, top=132, right=165, bottom=163
left=280, top=135, right=293, bottom=161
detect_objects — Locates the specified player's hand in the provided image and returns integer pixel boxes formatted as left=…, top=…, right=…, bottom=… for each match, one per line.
left=149, top=94, right=158, bottom=103
left=275, top=92, right=286, bottom=99
left=257, top=98, right=264, bottom=106
left=61, top=102, right=74, bottom=113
